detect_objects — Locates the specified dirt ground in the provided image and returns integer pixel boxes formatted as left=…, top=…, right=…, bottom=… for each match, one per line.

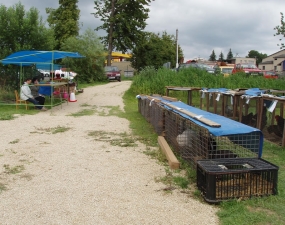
left=0, top=81, right=219, bottom=225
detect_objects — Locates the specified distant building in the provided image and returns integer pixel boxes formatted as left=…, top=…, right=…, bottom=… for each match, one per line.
left=258, top=49, right=285, bottom=73
left=230, top=57, right=256, bottom=65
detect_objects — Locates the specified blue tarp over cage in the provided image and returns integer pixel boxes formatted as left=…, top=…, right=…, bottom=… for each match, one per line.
left=137, top=95, right=263, bottom=157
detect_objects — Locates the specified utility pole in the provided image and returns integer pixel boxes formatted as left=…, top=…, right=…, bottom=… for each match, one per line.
left=107, top=0, right=115, bottom=66
left=176, top=29, right=179, bottom=69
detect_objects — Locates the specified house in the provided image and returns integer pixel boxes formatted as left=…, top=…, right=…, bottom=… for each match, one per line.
left=230, top=57, right=256, bottom=65
left=258, top=49, right=285, bottom=74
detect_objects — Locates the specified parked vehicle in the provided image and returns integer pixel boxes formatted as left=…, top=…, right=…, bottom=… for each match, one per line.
left=214, top=66, right=234, bottom=77
left=104, top=66, right=121, bottom=82
left=263, top=71, right=278, bottom=79
left=232, top=63, right=264, bottom=76
left=178, top=63, right=215, bottom=74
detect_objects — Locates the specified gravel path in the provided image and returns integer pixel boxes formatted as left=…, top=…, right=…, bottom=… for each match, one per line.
left=0, top=81, right=219, bottom=225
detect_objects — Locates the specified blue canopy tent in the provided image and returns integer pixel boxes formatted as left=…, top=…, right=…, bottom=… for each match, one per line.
left=0, top=50, right=84, bottom=108
left=1, top=50, right=84, bottom=66
left=1, top=50, right=84, bottom=82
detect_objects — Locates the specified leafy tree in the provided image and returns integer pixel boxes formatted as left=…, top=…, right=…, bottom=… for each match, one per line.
left=209, top=50, right=216, bottom=61
left=227, top=48, right=233, bottom=60
left=219, top=51, right=224, bottom=61
left=60, top=28, right=106, bottom=83
left=130, top=31, right=184, bottom=71
left=46, top=0, right=80, bottom=50
left=92, top=0, right=154, bottom=66
left=246, top=50, right=267, bottom=65
left=0, top=3, right=55, bottom=59
left=274, top=12, right=285, bottom=49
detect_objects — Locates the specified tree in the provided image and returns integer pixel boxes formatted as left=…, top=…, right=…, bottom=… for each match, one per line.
left=227, top=48, right=233, bottom=60
left=130, top=31, right=184, bottom=71
left=274, top=12, right=285, bottom=49
left=60, top=28, right=106, bottom=83
left=209, top=50, right=216, bottom=61
left=92, top=0, right=154, bottom=66
left=219, top=51, right=224, bottom=61
left=246, top=50, right=267, bottom=66
left=0, top=3, right=55, bottom=59
left=46, top=0, right=80, bottom=50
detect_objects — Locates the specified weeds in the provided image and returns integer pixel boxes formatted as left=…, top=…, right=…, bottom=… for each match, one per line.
left=68, top=109, right=94, bottom=117
left=4, top=164, right=24, bottom=174
left=0, top=183, right=7, bottom=193
left=9, top=139, right=19, bottom=144
left=88, top=130, right=137, bottom=147
left=35, top=126, right=70, bottom=134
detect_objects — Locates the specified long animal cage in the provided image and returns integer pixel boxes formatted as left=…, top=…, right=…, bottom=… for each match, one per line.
left=137, top=94, right=151, bottom=123
left=162, top=101, right=263, bottom=168
left=196, top=158, right=278, bottom=203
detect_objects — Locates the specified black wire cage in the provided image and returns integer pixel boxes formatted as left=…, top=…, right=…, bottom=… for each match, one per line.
left=196, top=158, right=278, bottom=203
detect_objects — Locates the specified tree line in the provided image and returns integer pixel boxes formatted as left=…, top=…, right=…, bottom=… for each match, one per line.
left=208, top=49, right=268, bottom=66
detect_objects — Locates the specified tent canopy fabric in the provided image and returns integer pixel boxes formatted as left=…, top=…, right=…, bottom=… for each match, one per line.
left=0, top=50, right=84, bottom=66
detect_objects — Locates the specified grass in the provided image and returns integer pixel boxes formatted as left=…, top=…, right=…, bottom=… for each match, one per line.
left=88, top=130, right=138, bottom=147
left=35, top=125, right=71, bottom=134
left=1, top=75, right=285, bottom=224
left=3, top=164, right=25, bottom=174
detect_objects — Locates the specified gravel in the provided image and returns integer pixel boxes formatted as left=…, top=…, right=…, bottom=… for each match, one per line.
left=0, top=81, right=219, bottom=225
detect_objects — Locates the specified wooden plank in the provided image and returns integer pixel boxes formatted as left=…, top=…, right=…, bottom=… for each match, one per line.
left=162, top=102, right=221, bottom=127
left=161, top=96, right=178, bottom=102
left=158, top=136, right=180, bottom=170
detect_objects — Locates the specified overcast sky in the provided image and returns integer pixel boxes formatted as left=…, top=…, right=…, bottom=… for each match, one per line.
left=1, top=0, right=284, bottom=61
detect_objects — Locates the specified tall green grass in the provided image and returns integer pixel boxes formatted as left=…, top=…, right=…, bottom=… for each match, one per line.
left=130, top=67, right=285, bottom=96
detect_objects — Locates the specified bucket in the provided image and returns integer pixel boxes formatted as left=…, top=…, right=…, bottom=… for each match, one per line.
left=69, top=92, right=77, bottom=102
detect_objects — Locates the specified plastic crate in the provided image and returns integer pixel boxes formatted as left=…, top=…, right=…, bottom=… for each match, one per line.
left=196, top=158, right=278, bottom=203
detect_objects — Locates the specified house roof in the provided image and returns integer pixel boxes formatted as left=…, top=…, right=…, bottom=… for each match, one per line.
left=0, top=50, right=84, bottom=66
left=273, top=54, right=285, bottom=58
left=259, top=61, right=273, bottom=65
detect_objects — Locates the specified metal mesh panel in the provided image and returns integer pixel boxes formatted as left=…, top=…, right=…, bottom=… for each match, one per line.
left=149, top=101, right=165, bottom=135
left=138, top=97, right=151, bottom=122
left=164, top=110, right=261, bottom=167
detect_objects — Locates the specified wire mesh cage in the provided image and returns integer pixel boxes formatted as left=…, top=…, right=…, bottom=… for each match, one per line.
left=149, top=100, right=165, bottom=135
left=164, top=109, right=262, bottom=167
left=200, top=90, right=224, bottom=114
left=137, top=95, right=151, bottom=123
left=196, top=158, right=278, bottom=203
left=260, top=95, right=285, bottom=146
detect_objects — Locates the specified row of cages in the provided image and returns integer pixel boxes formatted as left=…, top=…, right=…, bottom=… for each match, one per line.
left=137, top=95, right=278, bottom=202
left=165, top=87, right=285, bottom=147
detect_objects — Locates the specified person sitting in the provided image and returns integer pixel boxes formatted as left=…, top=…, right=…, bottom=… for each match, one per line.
left=20, top=77, right=47, bottom=111
left=30, top=77, right=46, bottom=107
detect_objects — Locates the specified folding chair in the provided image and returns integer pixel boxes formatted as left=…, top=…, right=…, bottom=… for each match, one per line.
left=15, top=90, right=29, bottom=110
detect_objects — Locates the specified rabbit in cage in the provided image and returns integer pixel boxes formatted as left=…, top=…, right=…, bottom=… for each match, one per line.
left=176, top=129, right=197, bottom=148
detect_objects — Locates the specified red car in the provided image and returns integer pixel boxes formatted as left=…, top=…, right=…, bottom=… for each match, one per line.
left=263, top=71, right=278, bottom=79
left=104, top=66, right=121, bottom=82
left=232, top=63, right=264, bottom=76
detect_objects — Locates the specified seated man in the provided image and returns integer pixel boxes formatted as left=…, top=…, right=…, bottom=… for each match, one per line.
left=20, top=78, right=47, bottom=111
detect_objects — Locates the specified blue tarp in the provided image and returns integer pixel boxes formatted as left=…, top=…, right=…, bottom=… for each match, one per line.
left=39, top=86, right=53, bottom=96
left=244, top=88, right=266, bottom=96
left=36, top=64, right=61, bottom=70
left=0, top=50, right=84, bottom=66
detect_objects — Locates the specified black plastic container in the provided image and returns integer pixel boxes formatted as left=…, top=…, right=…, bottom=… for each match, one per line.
left=197, top=158, right=278, bottom=203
